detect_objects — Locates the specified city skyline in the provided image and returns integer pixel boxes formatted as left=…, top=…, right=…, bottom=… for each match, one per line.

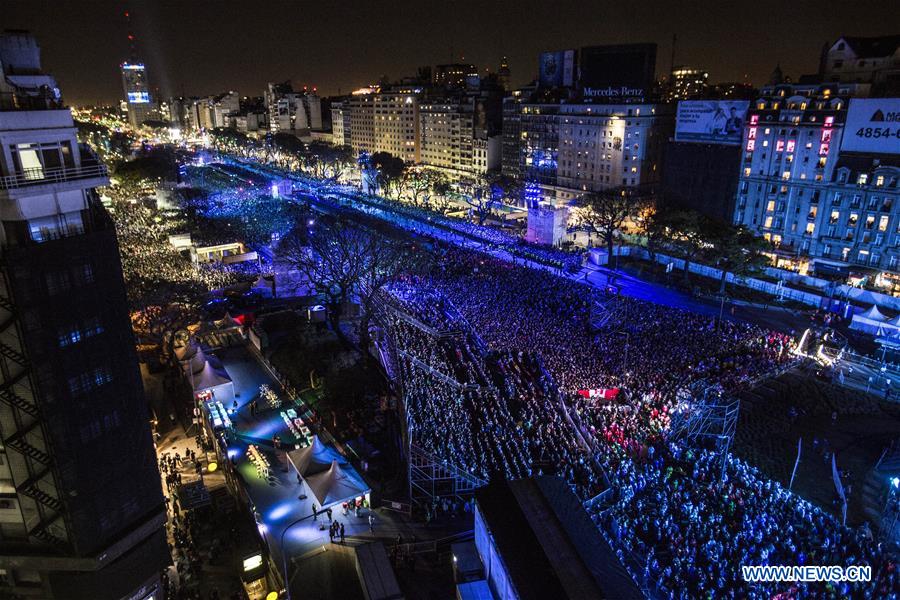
left=6, top=0, right=899, bottom=104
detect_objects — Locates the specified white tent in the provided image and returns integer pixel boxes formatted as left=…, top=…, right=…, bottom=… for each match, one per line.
left=190, top=360, right=235, bottom=405
left=287, top=435, right=348, bottom=477
left=860, top=305, right=887, bottom=321
left=850, top=305, right=897, bottom=335
left=303, top=460, right=370, bottom=509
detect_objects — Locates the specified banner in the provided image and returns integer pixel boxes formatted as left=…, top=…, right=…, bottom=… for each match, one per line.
left=788, top=438, right=802, bottom=490
left=840, top=98, right=900, bottom=155
left=831, top=453, right=844, bottom=500
left=675, top=100, right=749, bottom=145
left=577, top=388, right=620, bottom=400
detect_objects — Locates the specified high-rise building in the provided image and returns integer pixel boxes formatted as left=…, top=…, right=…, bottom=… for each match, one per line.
left=419, top=99, right=475, bottom=175
left=498, top=56, right=511, bottom=91
left=120, top=62, right=152, bottom=128
left=0, top=31, right=167, bottom=599
left=347, top=86, right=420, bottom=162
left=668, top=66, right=709, bottom=101
left=433, top=64, right=478, bottom=90
left=733, top=80, right=900, bottom=286
left=503, top=88, right=672, bottom=203
left=265, top=82, right=322, bottom=134
left=330, top=100, right=351, bottom=147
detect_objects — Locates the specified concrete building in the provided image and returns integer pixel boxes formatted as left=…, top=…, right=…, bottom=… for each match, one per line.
left=119, top=62, right=152, bottom=128
left=0, top=31, right=167, bottom=599
left=819, top=35, right=900, bottom=95
left=503, top=94, right=672, bottom=203
left=668, top=66, right=709, bottom=101
left=733, top=81, right=900, bottom=288
left=265, top=82, right=322, bottom=135
left=346, top=87, right=421, bottom=163
left=419, top=99, right=475, bottom=175
left=209, top=91, right=240, bottom=129
left=330, top=100, right=351, bottom=147
left=434, top=63, right=478, bottom=90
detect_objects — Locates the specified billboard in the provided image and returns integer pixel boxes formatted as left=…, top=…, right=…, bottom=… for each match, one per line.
left=539, top=50, right=576, bottom=88
left=127, top=91, right=150, bottom=104
left=840, top=98, right=900, bottom=155
left=578, top=44, right=656, bottom=100
left=675, top=100, right=749, bottom=145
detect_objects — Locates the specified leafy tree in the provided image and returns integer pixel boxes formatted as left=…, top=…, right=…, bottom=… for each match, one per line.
left=368, top=151, right=407, bottom=199
left=487, top=173, right=523, bottom=206
left=302, top=143, right=354, bottom=182
left=403, top=168, right=448, bottom=209
left=653, top=208, right=716, bottom=285
left=459, top=175, right=496, bottom=225
left=710, top=224, right=771, bottom=293
left=574, top=187, right=649, bottom=262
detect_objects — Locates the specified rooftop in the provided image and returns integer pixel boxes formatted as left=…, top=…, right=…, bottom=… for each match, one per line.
left=474, top=476, right=641, bottom=600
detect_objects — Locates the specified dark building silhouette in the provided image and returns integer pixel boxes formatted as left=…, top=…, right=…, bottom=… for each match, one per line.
left=0, top=31, right=167, bottom=598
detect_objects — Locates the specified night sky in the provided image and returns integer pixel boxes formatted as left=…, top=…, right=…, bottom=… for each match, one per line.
left=5, top=0, right=898, bottom=105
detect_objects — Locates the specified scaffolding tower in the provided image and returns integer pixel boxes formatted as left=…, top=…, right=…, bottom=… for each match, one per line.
left=373, top=290, right=489, bottom=507
left=668, top=383, right=740, bottom=481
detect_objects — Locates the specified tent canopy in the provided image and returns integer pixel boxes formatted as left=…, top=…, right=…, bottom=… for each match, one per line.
left=303, top=460, right=369, bottom=508
left=860, top=305, right=887, bottom=321
left=286, top=435, right=348, bottom=477
left=193, top=360, right=232, bottom=390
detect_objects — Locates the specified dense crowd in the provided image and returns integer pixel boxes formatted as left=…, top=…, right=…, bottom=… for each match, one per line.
left=382, top=285, right=603, bottom=497
left=382, top=251, right=895, bottom=597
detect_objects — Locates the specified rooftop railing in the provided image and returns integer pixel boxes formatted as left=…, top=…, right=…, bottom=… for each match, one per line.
left=0, top=162, right=108, bottom=191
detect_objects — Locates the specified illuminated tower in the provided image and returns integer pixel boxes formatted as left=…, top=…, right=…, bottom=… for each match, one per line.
left=120, top=10, right=152, bottom=127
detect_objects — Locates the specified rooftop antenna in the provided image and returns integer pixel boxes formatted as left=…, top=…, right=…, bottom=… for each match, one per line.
left=670, top=33, right=677, bottom=76
left=124, top=8, right=138, bottom=64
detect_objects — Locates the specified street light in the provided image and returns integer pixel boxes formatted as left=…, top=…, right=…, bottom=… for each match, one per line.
left=279, top=514, right=312, bottom=600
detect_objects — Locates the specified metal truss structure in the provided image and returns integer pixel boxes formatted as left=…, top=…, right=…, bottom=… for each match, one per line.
left=373, top=291, right=488, bottom=507
left=668, top=383, right=740, bottom=481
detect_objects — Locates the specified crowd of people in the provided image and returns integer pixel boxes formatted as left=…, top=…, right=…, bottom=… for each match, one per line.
left=381, top=284, right=603, bottom=497
left=380, top=250, right=896, bottom=597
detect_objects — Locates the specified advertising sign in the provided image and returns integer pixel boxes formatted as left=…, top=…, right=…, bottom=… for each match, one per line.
left=578, top=44, right=656, bottom=100
left=127, top=91, right=150, bottom=104
left=539, top=50, right=575, bottom=88
left=840, top=98, right=900, bottom=155
left=675, top=100, right=749, bottom=145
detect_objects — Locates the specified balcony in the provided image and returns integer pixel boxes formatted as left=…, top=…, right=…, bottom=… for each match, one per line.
left=0, top=162, right=107, bottom=191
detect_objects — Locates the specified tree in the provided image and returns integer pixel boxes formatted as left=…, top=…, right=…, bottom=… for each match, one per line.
left=654, top=208, right=716, bottom=285
left=487, top=173, right=524, bottom=207
left=355, top=236, right=432, bottom=360
left=459, top=175, right=496, bottom=225
left=574, top=187, right=649, bottom=263
left=302, top=142, right=355, bottom=182
left=277, top=218, right=364, bottom=339
left=369, top=152, right=407, bottom=199
left=710, top=224, right=771, bottom=293
left=403, top=168, right=448, bottom=209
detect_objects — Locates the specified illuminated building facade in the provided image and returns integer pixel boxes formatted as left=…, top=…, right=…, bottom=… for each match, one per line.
left=0, top=32, right=167, bottom=599
left=120, top=62, right=152, bottom=128
left=668, top=66, right=709, bottom=101
left=347, top=87, right=421, bottom=162
left=733, top=82, right=900, bottom=286
left=434, top=63, right=478, bottom=90
left=265, top=82, right=323, bottom=134
left=503, top=96, right=671, bottom=203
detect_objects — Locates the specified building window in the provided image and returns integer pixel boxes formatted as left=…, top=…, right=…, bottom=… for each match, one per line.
left=68, top=366, right=113, bottom=396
